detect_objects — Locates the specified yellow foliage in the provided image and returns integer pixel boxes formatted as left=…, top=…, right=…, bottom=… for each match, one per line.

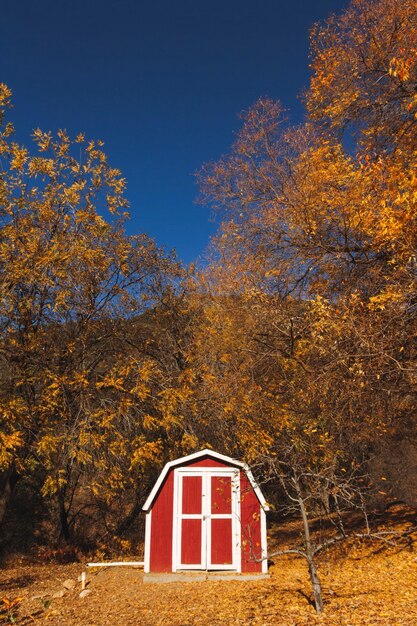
left=129, top=438, right=163, bottom=472
left=0, top=431, right=23, bottom=469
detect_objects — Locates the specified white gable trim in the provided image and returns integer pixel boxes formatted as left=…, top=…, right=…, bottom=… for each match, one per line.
left=142, top=448, right=269, bottom=512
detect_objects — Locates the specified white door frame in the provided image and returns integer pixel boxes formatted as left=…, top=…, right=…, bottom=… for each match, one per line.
left=172, top=467, right=241, bottom=572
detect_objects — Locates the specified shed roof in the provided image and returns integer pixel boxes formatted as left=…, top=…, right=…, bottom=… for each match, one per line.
left=142, top=448, right=269, bottom=512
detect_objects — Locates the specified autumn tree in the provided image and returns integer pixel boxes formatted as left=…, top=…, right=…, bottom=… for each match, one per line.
left=195, top=0, right=417, bottom=611
left=198, top=99, right=383, bottom=302
left=197, top=1, right=417, bottom=490
left=307, top=0, right=417, bottom=500
left=308, top=0, right=417, bottom=153
left=0, top=84, right=183, bottom=542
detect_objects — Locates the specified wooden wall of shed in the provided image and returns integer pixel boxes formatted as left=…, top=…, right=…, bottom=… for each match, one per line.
left=240, top=470, right=263, bottom=573
left=149, top=471, right=174, bottom=572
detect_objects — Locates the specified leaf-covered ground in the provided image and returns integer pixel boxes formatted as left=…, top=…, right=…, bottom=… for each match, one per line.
left=1, top=506, right=416, bottom=625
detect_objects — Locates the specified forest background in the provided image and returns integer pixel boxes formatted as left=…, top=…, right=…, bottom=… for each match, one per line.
left=0, top=0, right=416, bottom=611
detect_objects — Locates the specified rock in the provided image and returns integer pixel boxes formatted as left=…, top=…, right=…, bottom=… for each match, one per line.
left=79, top=589, right=91, bottom=598
left=52, top=590, right=65, bottom=598
left=63, top=578, right=76, bottom=590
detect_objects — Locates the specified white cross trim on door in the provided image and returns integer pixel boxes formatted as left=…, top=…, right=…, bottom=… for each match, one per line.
left=172, top=467, right=241, bottom=572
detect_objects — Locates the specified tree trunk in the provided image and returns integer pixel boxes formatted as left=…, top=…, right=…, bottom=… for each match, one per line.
left=0, top=467, right=18, bottom=528
left=115, top=496, right=143, bottom=536
left=307, top=554, right=324, bottom=613
left=294, top=477, right=324, bottom=613
left=58, top=493, right=71, bottom=543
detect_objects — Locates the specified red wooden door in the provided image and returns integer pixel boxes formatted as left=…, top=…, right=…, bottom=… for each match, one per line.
left=180, top=475, right=203, bottom=567
left=208, top=475, right=234, bottom=567
left=176, top=471, right=238, bottom=570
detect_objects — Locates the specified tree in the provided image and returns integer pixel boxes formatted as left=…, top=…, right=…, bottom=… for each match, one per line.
left=195, top=0, right=417, bottom=611
left=175, top=278, right=376, bottom=613
left=308, top=0, right=417, bottom=155
left=0, top=84, right=181, bottom=541
left=197, top=98, right=385, bottom=302
left=307, top=0, right=417, bottom=495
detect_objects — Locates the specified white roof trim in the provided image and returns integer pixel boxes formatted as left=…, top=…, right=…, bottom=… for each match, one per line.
left=142, top=448, right=269, bottom=512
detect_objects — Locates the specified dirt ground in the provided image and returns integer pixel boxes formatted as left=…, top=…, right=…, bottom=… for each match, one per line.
left=1, top=508, right=416, bottom=625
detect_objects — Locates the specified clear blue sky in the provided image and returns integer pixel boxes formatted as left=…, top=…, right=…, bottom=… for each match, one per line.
left=1, top=0, right=349, bottom=265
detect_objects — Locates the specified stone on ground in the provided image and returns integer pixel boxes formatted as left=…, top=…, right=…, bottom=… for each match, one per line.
left=63, top=578, right=76, bottom=589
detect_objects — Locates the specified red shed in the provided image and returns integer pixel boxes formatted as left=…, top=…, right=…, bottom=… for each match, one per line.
left=142, top=449, right=269, bottom=574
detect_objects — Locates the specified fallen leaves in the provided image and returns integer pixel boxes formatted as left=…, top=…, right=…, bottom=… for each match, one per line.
left=0, top=508, right=415, bottom=625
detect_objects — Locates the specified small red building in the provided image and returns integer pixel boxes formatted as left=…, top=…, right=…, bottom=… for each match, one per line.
left=142, top=449, right=269, bottom=574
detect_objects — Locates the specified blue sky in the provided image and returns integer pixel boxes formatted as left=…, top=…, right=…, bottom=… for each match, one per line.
left=1, top=0, right=348, bottom=265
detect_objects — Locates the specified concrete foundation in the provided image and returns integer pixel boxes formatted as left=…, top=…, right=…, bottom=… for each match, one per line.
left=143, top=572, right=270, bottom=583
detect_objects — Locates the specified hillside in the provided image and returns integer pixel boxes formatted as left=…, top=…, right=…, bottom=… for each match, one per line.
left=1, top=505, right=415, bottom=625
